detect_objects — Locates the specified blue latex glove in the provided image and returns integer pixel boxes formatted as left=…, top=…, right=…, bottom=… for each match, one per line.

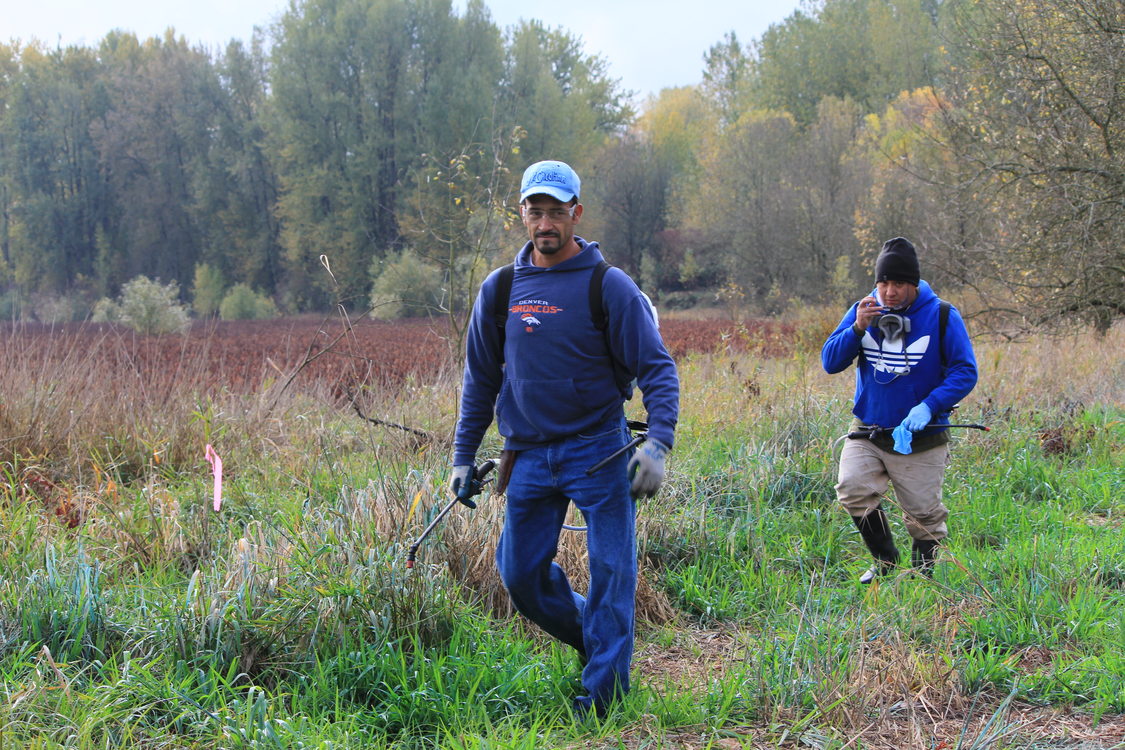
left=626, top=438, right=669, bottom=498
left=892, top=424, right=914, bottom=454
left=448, top=465, right=477, bottom=509
left=901, top=403, right=933, bottom=432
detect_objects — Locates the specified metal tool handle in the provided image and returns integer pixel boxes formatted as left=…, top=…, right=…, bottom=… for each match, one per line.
left=847, top=426, right=886, bottom=440
left=585, top=433, right=646, bottom=476
left=847, top=422, right=989, bottom=441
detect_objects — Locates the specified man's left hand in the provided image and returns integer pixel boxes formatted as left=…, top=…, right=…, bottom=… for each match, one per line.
left=901, top=403, right=932, bottom=432
left=627, top=439, right=669, bottom=498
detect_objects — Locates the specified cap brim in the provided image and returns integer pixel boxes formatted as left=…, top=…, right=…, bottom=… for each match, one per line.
left=520, top=186, right=577, bottom=203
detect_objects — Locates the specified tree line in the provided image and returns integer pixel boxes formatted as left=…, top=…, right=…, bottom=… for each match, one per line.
left=0, top=0, right=1120, bottom=332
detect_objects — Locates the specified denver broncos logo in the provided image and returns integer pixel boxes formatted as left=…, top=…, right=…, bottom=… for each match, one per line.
left=862, top=333, right=931, bottom=374
left=510, top=302, right=561, bottom=333
left=521, top=313, right=541, bottom=332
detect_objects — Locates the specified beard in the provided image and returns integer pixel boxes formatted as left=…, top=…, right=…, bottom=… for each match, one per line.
left=533, top=231, right=563, bottom=254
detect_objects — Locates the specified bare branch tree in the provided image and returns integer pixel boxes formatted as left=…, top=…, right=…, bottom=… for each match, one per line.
left=939, top=0, right=1125, bottom=333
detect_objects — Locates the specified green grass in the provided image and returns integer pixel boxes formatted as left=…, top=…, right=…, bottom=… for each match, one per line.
left=1, top=323, right=1123, bottom=747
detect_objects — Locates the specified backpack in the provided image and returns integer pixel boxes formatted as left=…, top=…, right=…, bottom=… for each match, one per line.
left=492, top=260, right=613, bottom=351
left=491, top=260, right=633, bottom=389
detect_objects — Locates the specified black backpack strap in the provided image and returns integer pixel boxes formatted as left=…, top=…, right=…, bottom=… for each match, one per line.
left=589, top=260, right=610, bottom=330
left=938, top=299, right=951, bottom=370
left=493, top=263, right=515, bottom=352
left=493, top=263, right=515, bottom=327
left=590, top=260, right=633, bottom=391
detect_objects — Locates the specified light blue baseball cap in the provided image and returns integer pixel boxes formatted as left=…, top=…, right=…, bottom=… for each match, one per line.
left=519, top=160, right=580, bottom=203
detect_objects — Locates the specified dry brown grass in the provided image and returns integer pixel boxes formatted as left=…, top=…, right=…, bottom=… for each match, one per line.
left=619, top=624, right=1125, bottom=749
left=383, top=482, right=679, bottom=625
left=972, top=325, right=1125, bottom=412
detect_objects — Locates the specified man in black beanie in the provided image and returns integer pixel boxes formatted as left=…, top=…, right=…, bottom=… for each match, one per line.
left=875, top=237, right=920, bottom=287
left=821, top=237, right=979, bottom=583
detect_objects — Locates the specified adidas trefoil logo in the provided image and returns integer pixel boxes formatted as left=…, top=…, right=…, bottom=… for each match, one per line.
left=862, top=333, right=931, bottom=374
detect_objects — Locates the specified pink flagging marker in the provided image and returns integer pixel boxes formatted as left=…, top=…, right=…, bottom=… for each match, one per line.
left=205, top=444, right=223, bottom=512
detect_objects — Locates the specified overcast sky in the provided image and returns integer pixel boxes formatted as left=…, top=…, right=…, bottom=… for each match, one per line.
left=4, top=0, right=805, bottom=101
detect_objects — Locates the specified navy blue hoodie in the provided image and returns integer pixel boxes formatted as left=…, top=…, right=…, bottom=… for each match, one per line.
left=453, top=238, right=679, bottom=466
left=821, top=281, right=978, bottom=433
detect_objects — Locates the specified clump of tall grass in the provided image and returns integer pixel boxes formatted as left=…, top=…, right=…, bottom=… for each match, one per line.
left=1, top=323, right=247, bottom=483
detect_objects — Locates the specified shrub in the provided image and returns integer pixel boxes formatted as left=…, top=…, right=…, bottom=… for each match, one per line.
left=30, top=293, right=86, bottom=323
left=369, top=250, right=444, bottom=320
left=219, top=283, right=278, bottom=320
left=90, top=297, right=120, bottom=323
left=96, top=276, right=189, bottom=334
left=192, top=263, right=226, bottom=318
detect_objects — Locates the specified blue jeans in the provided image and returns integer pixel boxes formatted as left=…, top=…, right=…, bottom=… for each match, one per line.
left=496, top=417, right=637, bottom=712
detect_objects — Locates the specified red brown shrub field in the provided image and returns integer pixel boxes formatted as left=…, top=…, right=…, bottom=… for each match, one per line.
left=4, top=315, right=796, bottom=394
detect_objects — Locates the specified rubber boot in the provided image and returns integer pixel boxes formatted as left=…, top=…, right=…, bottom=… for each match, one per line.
left=912, top=538, right=939, bottom=577
left=852, top=506, right=900, bottom=584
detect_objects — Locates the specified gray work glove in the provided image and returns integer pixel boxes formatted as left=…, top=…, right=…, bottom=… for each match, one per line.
left=627, top=438, right=669, bottom=498
left=448, top=465, right=477, bottom=508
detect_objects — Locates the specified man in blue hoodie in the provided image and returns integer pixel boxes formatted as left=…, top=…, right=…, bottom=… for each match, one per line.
left=822, top=237, right=978, bottom=583
left=450, top=160, right=680, bottom=717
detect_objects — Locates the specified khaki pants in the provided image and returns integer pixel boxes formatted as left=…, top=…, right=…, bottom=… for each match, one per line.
left=835, top=438, right=950, bottom=541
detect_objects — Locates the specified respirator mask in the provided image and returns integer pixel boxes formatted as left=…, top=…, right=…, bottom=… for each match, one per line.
left=876, top=311, right=910, bottom=344
left=873, top=310, right=912, bottom=384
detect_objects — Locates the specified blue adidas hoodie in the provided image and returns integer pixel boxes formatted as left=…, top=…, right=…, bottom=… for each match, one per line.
left=453, top=238, right=679, bottom=466
left=821, top=280, right=978, bottom=434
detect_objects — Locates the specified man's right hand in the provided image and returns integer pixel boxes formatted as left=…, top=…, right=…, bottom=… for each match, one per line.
left=449, top=465, right=476, bottom=508
left=855, top=296, right=885, bottom=330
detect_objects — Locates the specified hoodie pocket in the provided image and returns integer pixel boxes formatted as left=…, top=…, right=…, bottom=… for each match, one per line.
left=497, top=378, right=587, bottom=441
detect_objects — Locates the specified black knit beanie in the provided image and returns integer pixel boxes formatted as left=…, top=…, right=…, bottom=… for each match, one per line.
left=875, top=237, right=920, bottom=285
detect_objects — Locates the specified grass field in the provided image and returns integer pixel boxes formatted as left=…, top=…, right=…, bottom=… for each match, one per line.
left=0, top=313, right=1122, bottom=749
